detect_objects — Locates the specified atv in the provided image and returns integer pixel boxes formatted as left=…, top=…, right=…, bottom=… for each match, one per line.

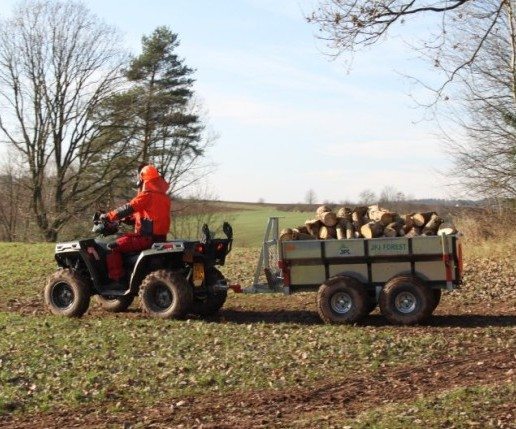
left=44, top=213, right=233, bottom=319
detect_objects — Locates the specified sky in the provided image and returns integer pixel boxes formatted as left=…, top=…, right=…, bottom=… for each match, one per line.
left=0, top=0, right=458, bottom=203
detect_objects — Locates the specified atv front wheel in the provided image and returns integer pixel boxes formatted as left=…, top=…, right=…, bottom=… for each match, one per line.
left=139, top=270, right=192, bottom=319
left=95, top=295, right=134, bottom=313
left=190, top=268, right=228, bottom=317
left=44, top=269, right=90, bottom=317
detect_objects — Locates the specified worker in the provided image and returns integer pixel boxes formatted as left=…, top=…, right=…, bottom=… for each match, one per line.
left=102, top=164, right=171, bottom=283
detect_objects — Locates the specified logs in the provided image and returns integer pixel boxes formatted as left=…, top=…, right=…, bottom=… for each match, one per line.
left=318, top=211, right=338, bottom=227
left=280, top=204, right=455, bottom=241
left=422, top=213, right=443, bottom=236
left=368, top=205, right=396, bottom=226
left=360, top=221, right=384, bottom=239
left=319, top=225, right=337, bottom=239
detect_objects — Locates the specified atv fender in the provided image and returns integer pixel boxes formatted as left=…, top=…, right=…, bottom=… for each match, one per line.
left=129, top=242, right=186, bottom=293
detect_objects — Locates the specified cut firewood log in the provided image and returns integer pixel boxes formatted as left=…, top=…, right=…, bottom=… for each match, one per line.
left=404, top=226, right=422, bottom=238
left=422, top=213, right=443, bottom=235
left=412, top=212, right=435, bottom=227
left=367, top=205, right=396, bottom=226
left=319, top=211, right=338, bottom=227
left=296, top=232, right=314, bottom=240
left=319, top=225, right=337, bottom=240
left=336, top=220, right=354, bottom=240
left=280, top=228, right=295, bottom=241
left=360, top=221, right=384, bottom=239
left=336, top=224, right=345, bottom=240
left=438, top=222, right=458, bottom=235
left=345, top=220, right=354, bottom=239
left=383, top=223, right=399, bottom=237
left=296, top=225, right=309, bottom=235
left=316, top=205, right=332, bottom=218
left=352, top=206, right=368, bottom=221
left=401, top=214, right=415, bottom=233
left=305, top=219, right=322, bottom=237
left=336, top=207, right=352, bottom=222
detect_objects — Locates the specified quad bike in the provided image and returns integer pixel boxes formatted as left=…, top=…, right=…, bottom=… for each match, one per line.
left=44, top=213, right=233, bottom=318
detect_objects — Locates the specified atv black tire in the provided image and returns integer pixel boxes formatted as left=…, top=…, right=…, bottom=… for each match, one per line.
left=190, top=268, right=227, bottom=317
left=379, top=275, right=433, bottom=325
left=139, top=270, right=192, bottom=319
left=44, top=269, right=90, bottom=317
left=95, top=295, right=134, bottom=313
left=317, top=276, right=368, bottom=324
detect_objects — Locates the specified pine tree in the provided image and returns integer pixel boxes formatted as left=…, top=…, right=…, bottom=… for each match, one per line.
left=104, top=26, right=205, bottom=191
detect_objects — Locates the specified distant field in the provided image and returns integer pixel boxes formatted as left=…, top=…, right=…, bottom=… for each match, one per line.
left=225, top=208, right=309, bottom=247
left=173, top=204, right=311, bottom=247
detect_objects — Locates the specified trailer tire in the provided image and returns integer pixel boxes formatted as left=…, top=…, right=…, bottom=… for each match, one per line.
left=317, top=276, right=368, bottom=324
left=379, top=276, right=433, bottom=325
left=139, top=270, right=192, bottom=319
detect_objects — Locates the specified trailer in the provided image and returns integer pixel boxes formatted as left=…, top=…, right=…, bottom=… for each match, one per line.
left=250, top=217, right=463, bottom=325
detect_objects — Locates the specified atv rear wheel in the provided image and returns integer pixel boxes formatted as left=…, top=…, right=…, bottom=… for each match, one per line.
left=95, top=295, right=134, bottom=313
left=190, top=268, right=227, bottom=317
left=44, top=269, right=90, bottom=317
left=139, top=270, right=192, bottom=319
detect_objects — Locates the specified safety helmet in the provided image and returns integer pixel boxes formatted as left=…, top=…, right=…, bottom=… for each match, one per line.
left=137, top=164, right=160, bottom=187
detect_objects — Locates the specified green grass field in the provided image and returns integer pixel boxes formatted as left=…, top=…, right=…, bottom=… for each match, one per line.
left=0, top=212, right=514, bottom=427
left=225, top=208, right=309, bottom=247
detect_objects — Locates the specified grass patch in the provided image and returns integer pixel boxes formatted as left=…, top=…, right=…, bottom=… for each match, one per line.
left=1, top=311, right=511, bottom=415
left=345, top=383, right=515, bottom=429
left=0, top=243, right=55, bottom=304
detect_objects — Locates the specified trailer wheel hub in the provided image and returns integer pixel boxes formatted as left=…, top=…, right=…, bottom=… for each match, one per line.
left=395, top=292, right=417, bottom=314
left=330, top=292, right=352, bottom=314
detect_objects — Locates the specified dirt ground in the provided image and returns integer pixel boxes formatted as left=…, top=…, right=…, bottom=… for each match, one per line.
left=1, top=295, right=515, bottom=429
left=1, top=346, right=513, bottom=429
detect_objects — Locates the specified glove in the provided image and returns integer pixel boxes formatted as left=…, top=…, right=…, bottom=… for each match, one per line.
left=99, top=213, right=108, bottom=222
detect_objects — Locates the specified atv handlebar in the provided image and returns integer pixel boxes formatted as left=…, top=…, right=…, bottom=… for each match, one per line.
left=92, top=211, right=120, bottom=236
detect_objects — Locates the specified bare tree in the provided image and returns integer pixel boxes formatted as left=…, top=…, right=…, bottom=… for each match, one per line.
left=308, top=0, right=515, bottom=199
left=437, top=1, right=516, bottom=198
left=0, top=0, right=130, bottom=241
left=305, top=189, right=317, bottom=205
left=358, top=189, right=376, bottom=205
left=0, top=153, right=30, bottom=241
left=379, top=185, right=398, bottom=204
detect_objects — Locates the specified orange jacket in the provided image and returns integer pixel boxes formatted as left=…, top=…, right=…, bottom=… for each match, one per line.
left=107, top=177, right=171, bottom=237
